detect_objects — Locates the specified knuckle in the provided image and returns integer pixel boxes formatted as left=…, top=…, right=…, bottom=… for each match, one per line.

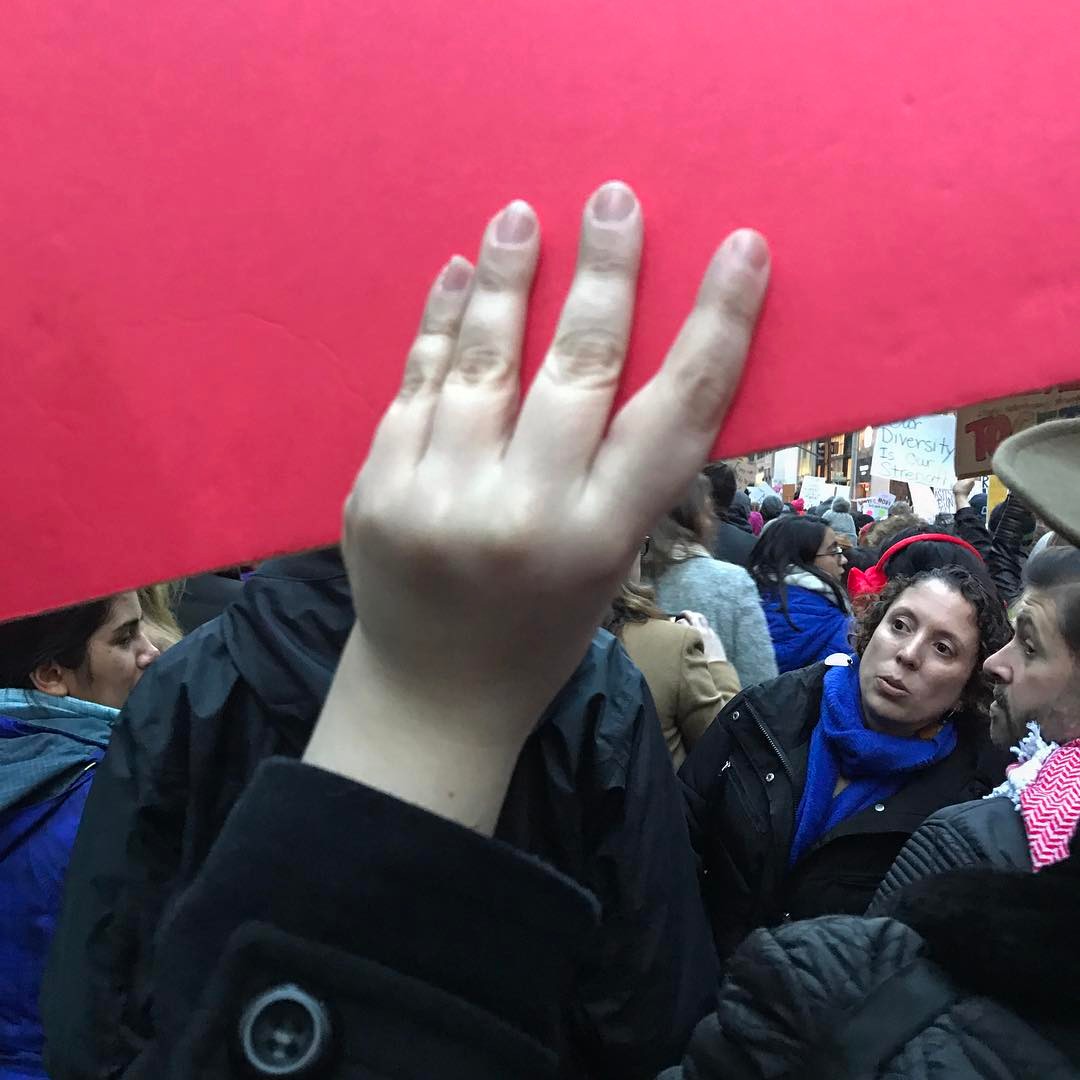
left=474, top=246, right=531, bottom=292
left=668, top=331, right=743, bottom=427
left=450, top=340, right=513, bottom=385
left=398, top=337, right=450, bottom=399
left=549, top=326, right=625, bottom=385
left=713, top=274, right=762, bottom=336
left=581, top=249, right=635, bottom=277
left=581, top=226, right=638, bottom=278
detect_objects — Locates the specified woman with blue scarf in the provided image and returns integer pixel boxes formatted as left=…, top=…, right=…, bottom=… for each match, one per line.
left=681, top=565, right=1012, bottom=963
left=0, top=594, right=159, bottom=1080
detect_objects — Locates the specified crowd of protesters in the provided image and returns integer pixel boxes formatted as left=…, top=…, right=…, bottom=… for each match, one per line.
left=2, top=184, right=1078, bottom=1079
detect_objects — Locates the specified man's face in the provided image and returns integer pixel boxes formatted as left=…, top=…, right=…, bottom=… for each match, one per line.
left=984, top=588, right=1080, bottom=747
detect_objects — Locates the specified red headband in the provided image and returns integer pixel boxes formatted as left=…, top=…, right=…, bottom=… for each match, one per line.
left=846, top=533, right=984, bottom=599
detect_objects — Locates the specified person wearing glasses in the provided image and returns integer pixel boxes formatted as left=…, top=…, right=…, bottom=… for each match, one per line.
left=749, top=516, right=854, bottom=673
left=603, top=538, right=741, bottom=768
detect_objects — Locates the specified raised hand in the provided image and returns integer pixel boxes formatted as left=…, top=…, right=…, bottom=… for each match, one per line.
left=305, top=181, right=769, bottom=831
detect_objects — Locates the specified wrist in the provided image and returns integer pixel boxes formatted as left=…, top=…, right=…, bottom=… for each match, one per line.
left=303, top=626, right=535, bottom=835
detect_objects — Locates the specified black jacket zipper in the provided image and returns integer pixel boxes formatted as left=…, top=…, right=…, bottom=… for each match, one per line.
left=747, top=703, right=794, bottom=784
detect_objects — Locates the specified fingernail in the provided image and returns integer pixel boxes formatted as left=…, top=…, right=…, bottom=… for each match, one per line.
left=730, top=229, right=770, bottom=271
left=440, top=256, right=473, bottom=292
left=591, top=182, right=637, bottom=223
left=495, top=200, right=537, bottom=245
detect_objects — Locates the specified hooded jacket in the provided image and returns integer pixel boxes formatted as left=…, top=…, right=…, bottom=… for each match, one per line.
left=759, top=572, right=853, bottom=673
left=42, top=550, right=716, bottom=1080
left=0, top=690, right=116, bottom=1080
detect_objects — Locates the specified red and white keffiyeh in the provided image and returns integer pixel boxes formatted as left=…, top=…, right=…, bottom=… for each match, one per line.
left=987, top=722, right=1080, bottom=870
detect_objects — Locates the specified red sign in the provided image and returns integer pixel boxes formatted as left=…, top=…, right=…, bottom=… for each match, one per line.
left=4, top=1, right=1080, bottom=619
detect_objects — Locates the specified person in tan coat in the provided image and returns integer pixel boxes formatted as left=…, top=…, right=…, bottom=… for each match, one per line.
left=604, top=544, right=740, bottom=767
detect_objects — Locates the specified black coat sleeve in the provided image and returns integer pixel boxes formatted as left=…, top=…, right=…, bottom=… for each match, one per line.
left=133, top=759, right=599, bottom=1080
left=565, top=686, right=720, bottom=1080
left=954, top=504, right=1024, bottom=605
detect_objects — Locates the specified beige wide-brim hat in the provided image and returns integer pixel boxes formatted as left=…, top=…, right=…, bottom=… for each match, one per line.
left=992, top=418, right=1080, bottom=546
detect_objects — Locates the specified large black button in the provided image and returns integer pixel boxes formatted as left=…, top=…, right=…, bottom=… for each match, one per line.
left=238, top=984, right=331, bottom=1076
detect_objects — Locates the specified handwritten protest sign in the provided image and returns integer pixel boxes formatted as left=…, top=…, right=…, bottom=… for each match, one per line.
left=3, top=2, right=1080, bottom=620
left=955, top=384, right=1080, bottom=478
left=856, top=493, right=897, bottom=521
left=870, top=415, right=956, bottom=490
left=934, top=488, right=956, bottom=515
left=798, top=477, right=836, bottom=506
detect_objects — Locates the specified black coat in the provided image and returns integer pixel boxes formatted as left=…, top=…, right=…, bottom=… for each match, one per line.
left=679, top=662, right=1009, bottom=960
left=709, top=521, right=757, bottom=567
left=867, top=793, right=1032, bottom=914
left=42, top=551, right=715, bottom=1080
left=110, top=758, right=1080, bottom=1080
left=665, top=843, right=1080, bottom=1078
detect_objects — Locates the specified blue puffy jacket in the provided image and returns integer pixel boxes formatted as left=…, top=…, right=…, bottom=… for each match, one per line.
left=0, top=692, right=114, bottom=1080
left=761, top=584, right=853, bottom=673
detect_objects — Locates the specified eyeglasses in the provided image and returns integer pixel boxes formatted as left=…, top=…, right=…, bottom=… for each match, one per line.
left=817, top=545, right=845, bottom=559
left=641, top=537, right=651, bottom=556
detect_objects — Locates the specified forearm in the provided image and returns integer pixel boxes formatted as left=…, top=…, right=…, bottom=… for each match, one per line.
left=304, top=625, right=540, bottom=835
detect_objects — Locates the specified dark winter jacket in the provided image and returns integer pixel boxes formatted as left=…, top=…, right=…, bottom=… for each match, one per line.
left=42, top=551, right=715, bottom=1080
left=664, top=846, right=1080, bottom=1078
left=174, top=572, right=244, bottom=633
left=113, top=757, right=1080, bottom=1080
left=759, top=583, right=852, bottom=672
left=953, top=504, right=1024, bottom=605
left=866, top=794, right=1032, bottom=914
left=678, top=663, right=1009, bottom=960
left=0, top=692, right=116, bottom=1080
left=710, top=521, right=756, bottom=567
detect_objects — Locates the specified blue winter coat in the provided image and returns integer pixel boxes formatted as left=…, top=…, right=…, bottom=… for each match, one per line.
left=0, top=691, right=115, bottom=1080
left=761, top=584, right=853, bottom=673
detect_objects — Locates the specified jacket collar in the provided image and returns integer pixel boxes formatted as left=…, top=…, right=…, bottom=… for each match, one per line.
left=0, top=688, right=118, bottom=734
left=782, top=569, right=851, bottom=611
left=0, top=690, right=115, bottom=813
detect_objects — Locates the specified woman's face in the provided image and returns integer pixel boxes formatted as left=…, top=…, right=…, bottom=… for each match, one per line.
left=858, top=578, right=980, bottom=736
left=58, top=591, right=160, bottom=709
left=812, top=527, right=847, bottom=581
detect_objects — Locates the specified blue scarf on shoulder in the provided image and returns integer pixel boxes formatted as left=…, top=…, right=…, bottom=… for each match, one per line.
left=788, top=661, right=958, bottom=866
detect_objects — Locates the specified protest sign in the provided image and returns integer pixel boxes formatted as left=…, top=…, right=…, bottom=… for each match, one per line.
left=908, top=483, right=940, bottom=522
left=4, top=1, right=1080, bottom=619
left=798, top=477, right=836, bottom=506
left=870, top=415, right=956, bottom=490
left=934, top=488, right=956, bottom=516
left=954, top=384, right=1080, bottom=479
left=857, top=492, right=896, bottom=522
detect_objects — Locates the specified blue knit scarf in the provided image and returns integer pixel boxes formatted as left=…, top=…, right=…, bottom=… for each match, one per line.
left=788, top=661, right=958, bottom=866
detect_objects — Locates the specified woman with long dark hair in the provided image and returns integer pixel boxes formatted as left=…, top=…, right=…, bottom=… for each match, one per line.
left=749, top=515, right=853, bottom=672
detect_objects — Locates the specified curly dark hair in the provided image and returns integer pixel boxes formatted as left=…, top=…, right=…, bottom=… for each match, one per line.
left=851, top=566, right=1010, bottom=717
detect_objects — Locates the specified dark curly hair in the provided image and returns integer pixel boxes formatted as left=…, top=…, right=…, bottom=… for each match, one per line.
left=851, top=566, right=1010, bottom=717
